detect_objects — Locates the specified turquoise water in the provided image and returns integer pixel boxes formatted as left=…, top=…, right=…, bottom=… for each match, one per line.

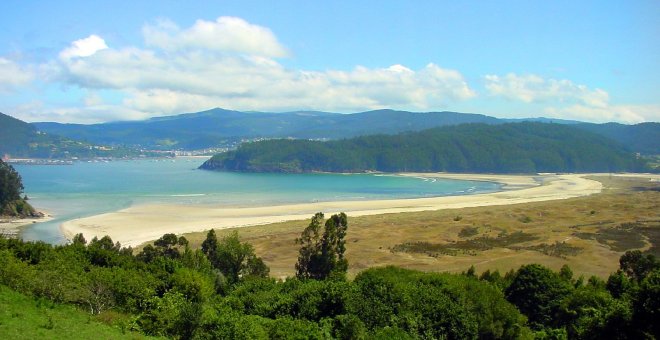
left=14, top=158, right=500, bottom=244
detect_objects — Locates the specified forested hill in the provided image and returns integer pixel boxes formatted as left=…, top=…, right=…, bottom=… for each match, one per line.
left=200, top=122, right=649, bottom=174
left=0, top=112, right=167, bottom=159
left=0, top=112, right=41, bottom=157
left=34, top=107, right=660, bottom=154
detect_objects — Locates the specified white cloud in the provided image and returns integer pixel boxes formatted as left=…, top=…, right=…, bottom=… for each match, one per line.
left=59, top=35, right=108, bottom=60
left=484, top=73, right=609, bottom=108
left=115, top=62, right=475, bottom=115
left=143, top=16, right=288, bottom=58
left=9, top=100, right=150, bottom=124
left=53, top=28, right=475, bottom=116
left=6, top=16, right=651, bottom=124
left=481, top=73, right=658, bottom=123
left=0, top=58, right=34, bottom=92
left=544, top=104, right=659, bottom=124
left=83, top=92, right=103, bottom=106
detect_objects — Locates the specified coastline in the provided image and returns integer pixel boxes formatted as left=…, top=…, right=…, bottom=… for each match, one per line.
left=1, top=213, right=53, bottom=238
left=59, top=173, right=611, bottom=248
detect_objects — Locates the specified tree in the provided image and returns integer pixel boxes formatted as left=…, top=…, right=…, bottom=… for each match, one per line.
left=559, top=264, right=574, bottom=282
left=295, top=212, right=349, bottom=280
left=202, top=230, right=269, bottom=284
left=619, top=250, right=659, bottom=282
left=505, top=264, right=573, bottom=330
left=0, top=159, right=36, bottom=217
left=632, top=269, right=660, bottom=338
left=201, top=229, right=218, bottom=260
left=153, top=233, right=188, bottom=259
left=0, top=159, right=23, bottom=209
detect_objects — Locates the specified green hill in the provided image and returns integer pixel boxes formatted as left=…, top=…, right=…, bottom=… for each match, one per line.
left=33, top=108, right=660, bottom=154
left=31, top=108, right=501, bottom=149
left=576, top=122, right=660, bottom=155
left=200, top=122, right=649, bottom=174
left=0, top=285, right=156, bottom=339
left=0, top=112, right=167, bottom=159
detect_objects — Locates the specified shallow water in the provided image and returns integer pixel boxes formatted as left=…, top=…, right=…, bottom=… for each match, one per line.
left=14, top=158, right=500, bottom=244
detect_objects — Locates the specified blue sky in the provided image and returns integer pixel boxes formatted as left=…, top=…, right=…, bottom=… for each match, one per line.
left=0, top=0, right=658, bottom=123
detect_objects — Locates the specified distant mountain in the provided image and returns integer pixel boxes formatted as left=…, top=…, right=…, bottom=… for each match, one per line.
left=0, top=112, right=164, bottom=159
left=574, top=122, right=660, bottom=155
left=33, top=108, right=500, bottom=150
left=200, top=122, right=649, bottom=174
left=0, top=112, right=40, bottom=156
left=33, top=108, right=659, bottom=154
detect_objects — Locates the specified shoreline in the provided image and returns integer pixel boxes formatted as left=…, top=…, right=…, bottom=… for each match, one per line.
left=1, top=213, right=53, bottom=238
left=59, top=173, right=613, bottom=248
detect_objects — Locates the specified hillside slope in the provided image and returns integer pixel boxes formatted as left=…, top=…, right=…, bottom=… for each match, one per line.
left=0, top=112, right=167, bottom=159
left=33, top=108, right=659, bottom=153
left=33, top=108, right=500, bottom=149
left=200, top=122, right=649, bottom=174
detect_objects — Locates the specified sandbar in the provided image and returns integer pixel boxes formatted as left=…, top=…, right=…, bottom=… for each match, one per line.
left=56, top=172, right=648, bottom=247
left=1, top=213, right=53, bottom=238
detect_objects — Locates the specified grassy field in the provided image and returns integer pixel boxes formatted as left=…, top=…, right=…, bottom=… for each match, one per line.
left=0, top=285, right=157, bottom=340
left=183, top=176, right=659, bottom=279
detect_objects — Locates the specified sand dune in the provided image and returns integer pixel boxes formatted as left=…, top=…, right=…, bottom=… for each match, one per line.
left=57, top=173, right=642, bottom=247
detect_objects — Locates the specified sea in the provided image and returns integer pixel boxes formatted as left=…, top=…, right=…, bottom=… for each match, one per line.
left=13, top=158, right=501, bottom=244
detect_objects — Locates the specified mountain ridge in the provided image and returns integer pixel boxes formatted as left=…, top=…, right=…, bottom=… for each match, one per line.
left=25, top=108, right=660, bottom=154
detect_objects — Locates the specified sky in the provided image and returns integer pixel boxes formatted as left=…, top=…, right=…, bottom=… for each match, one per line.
left=0, top=1, right=658, bottom=124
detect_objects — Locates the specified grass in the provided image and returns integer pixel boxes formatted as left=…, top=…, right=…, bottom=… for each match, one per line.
left=392, top=231, right=538, bottom=257
left=182, top=175, right=659, bottom=279
left=573, top=222, right=649, bottom=252
left=0, top=285, right=155, bottom=340
left=458, top=226, right=479, bottom=238
left=517, top=241, right=583, bottom=258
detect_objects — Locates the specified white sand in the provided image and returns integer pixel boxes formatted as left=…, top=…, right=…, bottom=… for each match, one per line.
left=59, top=173, right=658, bottom=247
left=1, top=213, right=53, bottom=238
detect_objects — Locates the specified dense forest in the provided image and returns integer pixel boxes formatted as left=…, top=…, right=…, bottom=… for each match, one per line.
left=201, top=122, right=649, bottom=174
left=0, top=213, right=658, bottom=339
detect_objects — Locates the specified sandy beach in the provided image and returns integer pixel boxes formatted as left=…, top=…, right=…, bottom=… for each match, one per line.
left=55, top=172, right=633, bottom=247
left=1, top=214, right=53, bottom=238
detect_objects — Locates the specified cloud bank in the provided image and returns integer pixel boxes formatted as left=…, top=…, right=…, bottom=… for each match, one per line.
left=1, top=16, right=656, bottom=123
left=484, top=73, right=656, bottom=123
left=46, top=17, right=476, bottom=119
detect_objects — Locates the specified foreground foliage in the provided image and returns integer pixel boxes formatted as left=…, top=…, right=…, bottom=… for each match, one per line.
left=0, top=285, right=155, bottom=339
left=0, top=213, right=658, bottom=338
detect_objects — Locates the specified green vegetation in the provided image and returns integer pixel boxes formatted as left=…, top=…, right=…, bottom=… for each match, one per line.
left=32, top=108, right=502, bottom=150
left=0, top=112, right=170, bottom=159
left=0, top=285, right=154, bottom=339
left=201, top=122, right=649, bottom=173
left=1, top=234, right=658, bottom=339
left=0, top=159, right=39, bottom=217
left=1, top=211, right=659, bottom=338
left=519, top=241, right=583, bottom=258
left=295, top=212, right=349, bottom=280
left=458, top=226, right=479, bottom=238
left=392, top=230, right=539, bottom=256
left=574, top=222, right=648, bottom=252
left=577, top=121, right=660, bottom=155
left=33, top=108, right=660, bottom=154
